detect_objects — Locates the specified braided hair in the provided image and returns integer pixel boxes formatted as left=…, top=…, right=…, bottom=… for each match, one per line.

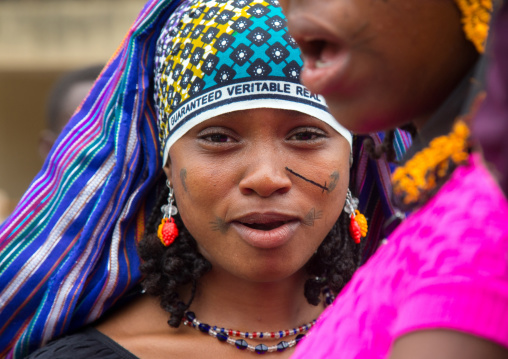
left=138, top=176, right=364, bottom=328
left=363, top=125, right=417, bottom=164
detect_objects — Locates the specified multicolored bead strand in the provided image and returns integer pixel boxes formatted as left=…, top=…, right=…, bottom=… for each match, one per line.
left=181, top=289, right=335, bottom=354
left=182, top=311, right=309, bottom=354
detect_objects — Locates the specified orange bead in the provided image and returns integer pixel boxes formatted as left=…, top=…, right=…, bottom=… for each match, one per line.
left=354, top=210, right=368, bottom=238
left=158, top=218, right=179, bottom=246
left=349, top=215, right=361, bottom=244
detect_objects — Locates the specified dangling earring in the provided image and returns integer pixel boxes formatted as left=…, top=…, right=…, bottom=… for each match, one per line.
left=157, top=180, right=179, bottom=246
left=344, top=189, right=368, bottom=244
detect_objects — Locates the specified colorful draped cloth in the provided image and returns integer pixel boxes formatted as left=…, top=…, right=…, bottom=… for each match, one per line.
left=0, top=0, right=411, bottom=357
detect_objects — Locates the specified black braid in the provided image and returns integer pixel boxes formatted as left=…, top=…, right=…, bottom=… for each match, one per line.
left=363, top=130, right=397, bottom=163
left=363, top=125, right=416, bottom=164
left=138, top=178, right=364, bottom=327
left=400, top=123, right=417, bottom=138
left=303, top=208, right=364, bottom=305
left=138, top=179, right=212, bottom=327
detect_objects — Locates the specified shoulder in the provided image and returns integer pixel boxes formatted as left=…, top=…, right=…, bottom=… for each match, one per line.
left=388, top=154, right=508, bottom=287
left=387, top=155, right=508, bottom=349
left=27, top=327, right=139, bottom=359
left=434, top=154, right=507, bottom=227
left=396, top=154, right=508, bottom=250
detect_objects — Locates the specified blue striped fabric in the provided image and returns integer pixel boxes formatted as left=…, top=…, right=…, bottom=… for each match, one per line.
left=0, top=1, right=181, bottom=357
left=354, top=131, right=412, bottom=261
left=0, top=0, right=412, bottom=357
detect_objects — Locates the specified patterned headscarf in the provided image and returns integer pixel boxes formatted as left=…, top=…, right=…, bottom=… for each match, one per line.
left=153, top=0, right=351, bottom=165
left=0, top=1, right=411, bottom=357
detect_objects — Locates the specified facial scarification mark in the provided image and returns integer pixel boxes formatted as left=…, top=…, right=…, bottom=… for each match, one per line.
left=180, top=168, right=188, bottom=192
left=349, top=20, right=376, bottom=51
left=210, top=217, right=229, bottom=234
left=285, top=167, right=329, bottom=193
left=327, top=172, right=340, bottom=192
left=302, top=208, right=323, bottom=227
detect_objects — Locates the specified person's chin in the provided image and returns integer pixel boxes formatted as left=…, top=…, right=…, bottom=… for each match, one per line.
left=324, top=99, right=369, bottom=134
left=239, top=261, right=302, bottom=284
left=325, top=95, right=400, bottom=135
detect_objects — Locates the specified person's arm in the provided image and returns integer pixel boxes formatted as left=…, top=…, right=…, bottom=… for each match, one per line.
left=389, top=329, right=508, bottom=359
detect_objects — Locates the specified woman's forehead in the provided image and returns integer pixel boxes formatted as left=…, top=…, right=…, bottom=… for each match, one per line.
left=210, top=108, right=317, bottom=121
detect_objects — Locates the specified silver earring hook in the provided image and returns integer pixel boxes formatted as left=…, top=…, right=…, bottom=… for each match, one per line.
left=343, top=189, right=358, bottom=215
left=161, top=180, right=178, bottom=218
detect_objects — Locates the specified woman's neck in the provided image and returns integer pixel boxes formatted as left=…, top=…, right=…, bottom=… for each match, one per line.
left=187, top=267, right=323, bottom=332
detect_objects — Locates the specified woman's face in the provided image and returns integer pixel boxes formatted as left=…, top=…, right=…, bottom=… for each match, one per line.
left=165, top=108, right=350, bottom=283
left=279, top=0, right=478, bottom=133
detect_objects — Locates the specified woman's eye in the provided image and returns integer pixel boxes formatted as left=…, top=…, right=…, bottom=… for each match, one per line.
left=205, top=134, right=231, bottom=142
left=197, top=129, right=237, bottom=145
left=288, top=128, right=326, bottom=142
left=293, top=132, right=318, bottom=141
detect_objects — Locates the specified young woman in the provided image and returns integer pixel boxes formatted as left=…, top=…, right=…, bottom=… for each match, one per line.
left=0, top=1, right=411, bottom=357
left=279, top=0, right=508, bottom=358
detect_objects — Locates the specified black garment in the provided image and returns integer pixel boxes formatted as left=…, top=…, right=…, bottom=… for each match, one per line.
left=26, top=328, right=139, bottom=359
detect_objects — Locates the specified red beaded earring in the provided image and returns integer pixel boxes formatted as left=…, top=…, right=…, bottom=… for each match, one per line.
left=344, top=189, right=368, bottom=244
left=157, top=180, right=179, bottom=246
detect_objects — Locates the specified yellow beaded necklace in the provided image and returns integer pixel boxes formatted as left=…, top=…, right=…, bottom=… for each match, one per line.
left=390, top=1, right=494, bottom=209
left=454, top=0, right=494, bottom=53
left=392, top=120, right=470, bottom=207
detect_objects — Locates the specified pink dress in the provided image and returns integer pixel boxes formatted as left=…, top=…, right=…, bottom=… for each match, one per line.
left=292, top=154, right=508, bottom=358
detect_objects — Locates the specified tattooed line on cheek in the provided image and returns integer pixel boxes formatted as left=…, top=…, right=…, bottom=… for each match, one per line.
left=302, top=208, right=323, bottom=227
left=285, top=167, right=329, bottom=193
left=180, top=168, right=188, bottom=192
left=327, top=172, right=340, bottom=192
left=210, top=217, right=229, bottom=234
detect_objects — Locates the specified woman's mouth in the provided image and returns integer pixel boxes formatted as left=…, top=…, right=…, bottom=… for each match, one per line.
left=230, top=213, right=300, bottom=249
left=241, top=221, right=289, bottom=231
left=283, top=12, right=352, bottom=96
left=298, top=37, right=350, bottom=95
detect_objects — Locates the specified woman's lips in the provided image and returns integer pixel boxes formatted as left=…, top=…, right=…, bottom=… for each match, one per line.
left=230, top=213, right=300, bottom=249
left=299, top=38, right=350, bottom=96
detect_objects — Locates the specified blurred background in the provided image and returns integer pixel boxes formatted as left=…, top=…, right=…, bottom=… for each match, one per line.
left=0, top=0, right=146, bottom=221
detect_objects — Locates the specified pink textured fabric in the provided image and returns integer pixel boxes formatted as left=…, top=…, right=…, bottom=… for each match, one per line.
left=292, top=154, right=508, bottom=359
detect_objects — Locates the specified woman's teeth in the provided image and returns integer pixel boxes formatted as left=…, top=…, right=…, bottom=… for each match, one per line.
left=315, top=59, right=331, bottom=68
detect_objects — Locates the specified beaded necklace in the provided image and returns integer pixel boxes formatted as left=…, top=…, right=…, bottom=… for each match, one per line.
left=182, top=287, right=334, bottom=354
left=392, top=120, right=470, bottom=209
left=454, top=0, right=493, bottom=53
left=182, top=312, right=311, bottom=354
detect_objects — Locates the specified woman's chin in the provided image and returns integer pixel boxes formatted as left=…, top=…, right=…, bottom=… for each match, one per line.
left=223, top=256, right=307, bottom=284
left=325, top=96, right=405, bottom=134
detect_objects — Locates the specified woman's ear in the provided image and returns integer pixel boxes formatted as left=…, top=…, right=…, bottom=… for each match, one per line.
left=163, top=159, right=172, bottom=183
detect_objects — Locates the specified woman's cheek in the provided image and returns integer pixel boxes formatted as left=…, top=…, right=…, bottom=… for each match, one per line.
left=175, top=164, right=227, bottom=206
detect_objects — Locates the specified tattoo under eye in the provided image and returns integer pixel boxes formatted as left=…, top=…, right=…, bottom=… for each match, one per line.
left=328, top=172, right=340, bottom=192
left=180, top=168, right=188, bottom=192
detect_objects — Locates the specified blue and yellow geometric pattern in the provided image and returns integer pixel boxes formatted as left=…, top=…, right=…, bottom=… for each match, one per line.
left=154, top=0, right=335, bottom=161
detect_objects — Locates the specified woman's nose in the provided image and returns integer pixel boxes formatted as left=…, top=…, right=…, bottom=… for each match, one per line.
left=238, top=151, right=292, bottom=197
